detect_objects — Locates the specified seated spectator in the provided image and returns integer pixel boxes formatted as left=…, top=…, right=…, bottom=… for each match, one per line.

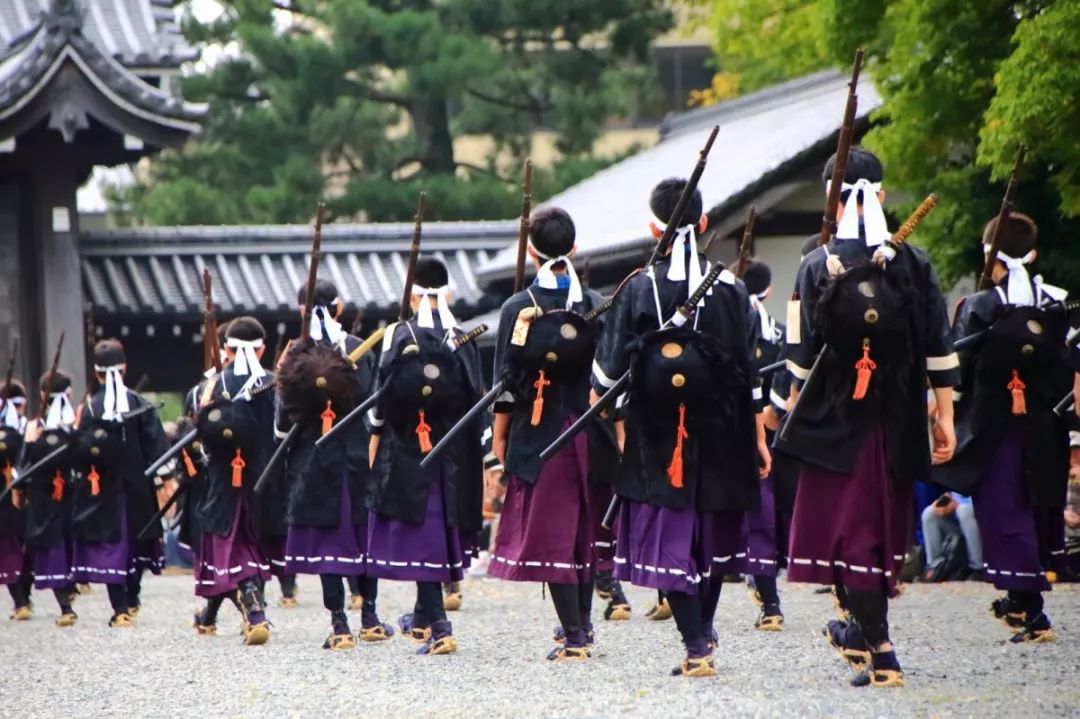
left=921, top=492, right=983, bottom=581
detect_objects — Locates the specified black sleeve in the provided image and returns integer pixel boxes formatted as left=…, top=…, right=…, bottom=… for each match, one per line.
left=138, top=396, right=171, bottom=479
left=922, top=251, right=961, bottom=388
left=492, top=300, right=521, bottom=415
left=591, top=274, right=638, bottom=396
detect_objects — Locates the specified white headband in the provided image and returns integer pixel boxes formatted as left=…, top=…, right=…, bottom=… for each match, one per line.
left=532, top=248, right=583, bottom=308
left=984, top=247, right=1036, bottom=307
left=225, top=338, right=266, bottom=378
left=45, top=391, right=75, bottom=429
left=412, top=286, right=457, bottom=330
left=652, top=215, right=707, bottom=303
left=828, top=179, right=890, bottom=248
left=749, top=294, right=773, bottom=342
left=95, top=364, right=130, bottom=420
left=308, top=304, right=347, bottom=349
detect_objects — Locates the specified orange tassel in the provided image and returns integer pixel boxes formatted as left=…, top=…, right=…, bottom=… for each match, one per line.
left=51, top=469, right=64, bottom=501
left=531, top=369, right=551, bottom=426
left=2, top=462, right=11, bottom=489
left=320, top=400, right=337, bottom=436
left=181, top=448, right=197, bottom=478
left=231, top=448, right=246, bottom=488
left=88, top=465, right=101, bottom=497
left=852, top=339, right=876, bottom=400
left=1007, top=370, right=1027, bottom=415
left=666, top=403, right=689, bottom=489
left=416, top=411, right=433, bottom=453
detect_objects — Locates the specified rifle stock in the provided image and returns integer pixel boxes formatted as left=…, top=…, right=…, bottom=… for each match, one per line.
left=513, top=160, right=533, bottom=293
left=649, top=126, right=719, bottom=266
left=979, top=146, right=1027, bottom=291
left=732, top=205, right=757, bottom=278
left=300, top=203, right=326, bottom=339
left=820, top=49, right=864, bottom=247
left=399, top=192, right=426, bottom=322
left=202, top=269, right=220, bottom=373
left=38, top=333, right=65, bottom=420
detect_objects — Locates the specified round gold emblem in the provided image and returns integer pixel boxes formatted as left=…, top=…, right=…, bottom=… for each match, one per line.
left=90, top=447, right=100, bottom=457
left=560, top=323, right=578, bottom=340
left=422, top=385, right=433, bottom=397
left=0, top=442, right=6, bottom=452
left=46, top=434, right=59, bottom=446
left=545, top=352, right=559, bottom=363
left=222, top=428, right=233, bottom=439
left=864, top=308, right=879, bottom=324
left=1026, top=319, right=1043, bottom=335
left=315, top=377, right=328, bottom=389
left=661, top=342, right=683, bottom=359
left=93, top=429, right=107, bottom=440
left=755, top=347, right=763, bottom=358
left=1021, top=344, right=1035, bottom=356
left=671, top=373, right=686, bottom=388
left=207, top=409, right=222, bottom=423
left=423, top=364, right=441, bottom=380
left=857, top=281, right=876, bottom=298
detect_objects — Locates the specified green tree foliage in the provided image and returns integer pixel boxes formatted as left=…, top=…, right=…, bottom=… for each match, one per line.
left=706, top=0, right=1080, bottom=288
left=124, top=0, right=669, bottom=225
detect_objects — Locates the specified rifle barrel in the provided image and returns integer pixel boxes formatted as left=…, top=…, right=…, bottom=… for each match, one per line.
left=400, top=193, right=426, bottom=321
left=300, top=203, right=326, bottom=339
left=819, top=49, right=864, bottom=247
left=979, top=145, right=1027, bottom=291
left=648, top=126, right=719, bottom=267
left=514, top=160, right=534, bottom=293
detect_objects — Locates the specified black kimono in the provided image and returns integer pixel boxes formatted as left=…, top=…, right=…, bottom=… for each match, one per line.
left=593, top=254, right=759, bottom=595
left=934, top=277, right=1076, bottom=593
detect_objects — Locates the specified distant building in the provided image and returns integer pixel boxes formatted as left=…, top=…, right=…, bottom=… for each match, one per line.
left=0, top=0, right=204, bottom=403
left=477, top=70, right=884, bottom=323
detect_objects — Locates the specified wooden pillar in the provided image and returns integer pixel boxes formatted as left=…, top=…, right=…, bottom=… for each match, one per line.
left=24, top=168, right=86, bottom=411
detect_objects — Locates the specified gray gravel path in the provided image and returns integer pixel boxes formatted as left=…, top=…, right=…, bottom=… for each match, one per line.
left=2, top=573, right=1078, bottom=718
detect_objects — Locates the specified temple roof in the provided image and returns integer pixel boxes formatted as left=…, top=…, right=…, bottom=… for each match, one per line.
left=0, top=0, right=204, bottom=146
left=80, top=222, right=518, bottom=320
left=0, top=0, right=195, bottom=69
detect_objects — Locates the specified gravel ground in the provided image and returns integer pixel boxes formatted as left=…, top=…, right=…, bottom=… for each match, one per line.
left=2, top=572, right=1078, bottom=718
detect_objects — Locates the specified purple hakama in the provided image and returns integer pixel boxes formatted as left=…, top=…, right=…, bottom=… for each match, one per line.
left=787, top=425, right=909, bottom=596
left=0, top=536, right=24, bottom=585
left=285, top=476, right=366, bottom=576
left=32, top=544, right=72, bottom=590
left=367, top=462, right=467, bottom=583
left=489, top=420, right=594, bottom=584
left=746, top=474, right=781, bottom=578
left=973, top=431, right=1063, bottom=592
left=71, top=504, right=164, bottom=585
left=613, top=499, right=748, bottom=595
left=195, top=496, right=270, bottom=597
left=590, top=482, right=617, bottom=574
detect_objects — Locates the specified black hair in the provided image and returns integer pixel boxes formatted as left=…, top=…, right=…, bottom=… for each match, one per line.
left=983, top=212, right=1038, bottom=259
left=225, top=316, right=266, bottom=342
left=296, top=278, right=340, bottom=309
left=529, top=207, right=576, bottom=259
left=217, top=320, right=231, bottom=345
left=0, top=379, right=26, bottom=400
left=413, top=256, right=449, bottom=289
left=800, top=236, right=819, bottom=257
left=93, top=338, right=126, bottom=367
left=742, top=260, right=772, bottom=296
left=822, top=146, right=884, bottom=201
left=649, top=177, right=703, bottom=228
left=38, top=369, right=72, bottom=395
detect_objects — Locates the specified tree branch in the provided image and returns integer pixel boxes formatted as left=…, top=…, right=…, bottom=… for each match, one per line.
left=465, top=86, right=543, bottom=114
left=343, top=79, right=411, bottom=108
left=455, top=161, right=514, bottom=183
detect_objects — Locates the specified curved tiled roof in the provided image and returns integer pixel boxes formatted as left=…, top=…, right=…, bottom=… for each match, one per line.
left=80, top=222, right=518, bottom=319
left=0, top=0, right=196, bottom=68
left=478, top=70, right=883, bottom=281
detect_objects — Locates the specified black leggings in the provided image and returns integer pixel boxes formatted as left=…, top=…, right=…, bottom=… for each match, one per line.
left=279, top=573, right=297, bottom=598
left=845, top=588, right=890, bottom=647
left=1008, top=589, right=1044, bottom=617
left=548, top=581, right=595, bottom=637
left=320, top=574, right=346, bottom=612
left=413, top=581, right=445, bottom=626
left=106, top=583, right=128, bottom=614
left=753, top=575, right=780, bottom=606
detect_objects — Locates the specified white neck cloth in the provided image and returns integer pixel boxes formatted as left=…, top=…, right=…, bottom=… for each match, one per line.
left=0, top=397, right=22, bottom=429
left=829, top=179, right=890, bottom=247
left=533, top=249, right=583, bottom=308
left=412, top=286, right=457, bottom=329
left=45, top=391, right=75, bottom=429
left=308, top=304, right=347, bottom=349
left=986, top=247, right=1036, bottom=306
left=749, top=294, right=773, bottom=341
left=95, top=364, right=130, bottom=420
left=653, top=216, right=707, bottom=304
